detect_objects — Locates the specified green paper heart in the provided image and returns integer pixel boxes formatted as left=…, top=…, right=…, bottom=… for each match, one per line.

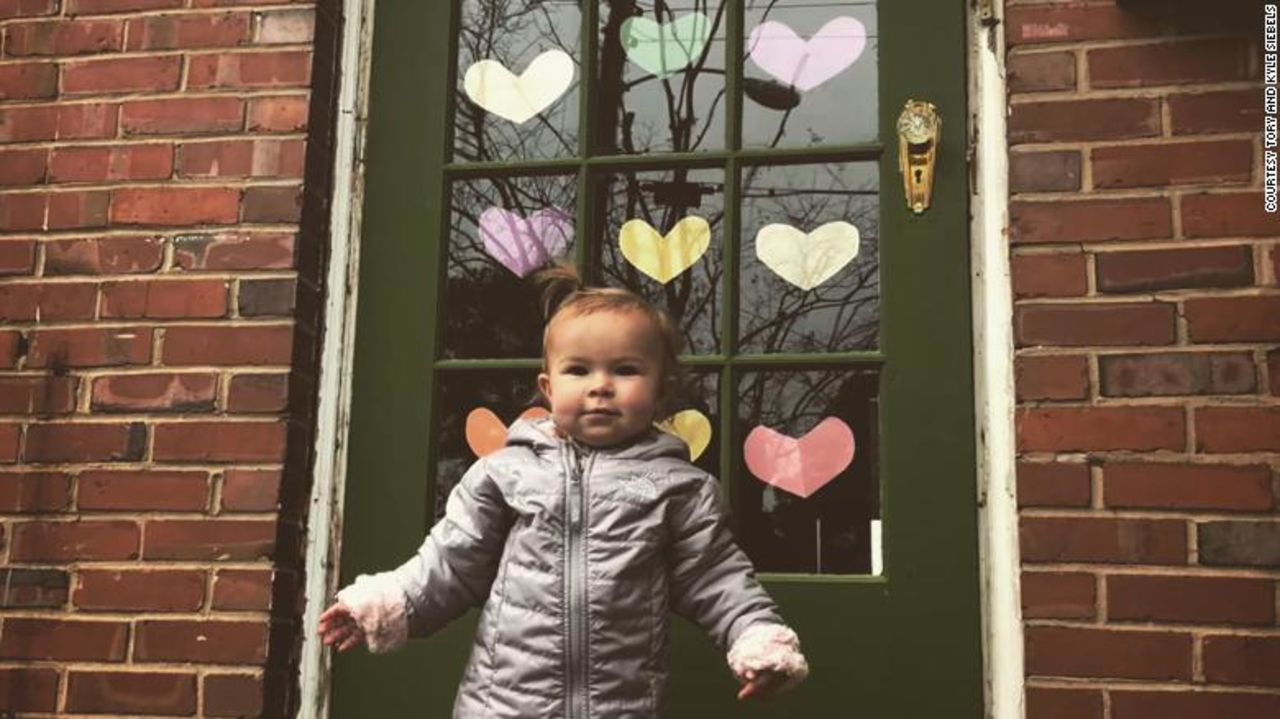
left=620, top=12, right=711, bottom=78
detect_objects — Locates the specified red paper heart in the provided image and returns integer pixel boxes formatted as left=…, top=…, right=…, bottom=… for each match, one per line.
left=465, top=407, right=550, bottom=457
left=743, top=417, right=855, bottom=498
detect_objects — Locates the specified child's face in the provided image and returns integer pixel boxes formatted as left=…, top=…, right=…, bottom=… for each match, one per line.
left=537, top=309, right=664, bottom=448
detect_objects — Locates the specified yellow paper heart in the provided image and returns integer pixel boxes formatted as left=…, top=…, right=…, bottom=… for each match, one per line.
left=656, top=409, right=712, bottom=462
left=619, top=216, right=710, bottom=284
left=755, top=220, right=860, bottom=291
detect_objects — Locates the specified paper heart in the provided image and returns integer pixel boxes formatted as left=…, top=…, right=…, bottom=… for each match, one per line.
left=463, top=49, right=575, bottom=124
left=479, top=207, right=572, bottom=277
left=755, top=221, right=860, bottom=290
left=656, top=409, right=712, bottom=462
left=465, top=407, right=551, bottom=458
left=743, top=417, right=855, bottom=498
left=747, top=17, right=866, bottom=91
left=621, top=12, right=711, bottom=77
left=619, top=216, right=710, bottom=284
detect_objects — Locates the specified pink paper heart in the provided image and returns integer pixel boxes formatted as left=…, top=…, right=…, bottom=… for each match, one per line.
left=479, top=206, right=572, bottom=277
left=743, top=417, right=855, bottom=498
left=747, top=17, right=867, bottom=92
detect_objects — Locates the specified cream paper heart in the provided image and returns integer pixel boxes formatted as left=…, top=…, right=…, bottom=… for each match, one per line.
left=656, top=409, right=712, bottom=462
left=755, top=221, right=860, bottom=290
left=619, top=216, right=710, bottom=284
left=463, top=49, right=575, bottom=124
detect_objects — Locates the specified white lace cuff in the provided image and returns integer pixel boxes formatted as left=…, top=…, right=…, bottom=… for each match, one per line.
left=727, top=623, right=809, bottom=688
left=335, top=573, right=409, bottom=654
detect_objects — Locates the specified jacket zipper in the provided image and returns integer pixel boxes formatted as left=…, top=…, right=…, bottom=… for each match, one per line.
left=565, top=443, right=593, bottom=719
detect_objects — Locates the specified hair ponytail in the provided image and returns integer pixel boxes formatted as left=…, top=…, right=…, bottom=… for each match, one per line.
left=533, top=260, right=585, bottom=321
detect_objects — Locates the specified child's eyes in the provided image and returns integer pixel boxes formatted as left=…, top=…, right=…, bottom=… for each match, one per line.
left=564, top=365, right=588, bottom=375
left=615, top=365, right=640, bottom=376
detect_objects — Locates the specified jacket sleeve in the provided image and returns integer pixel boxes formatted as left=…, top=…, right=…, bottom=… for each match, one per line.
left=335, top=458, right=512, bottom=653
left=665, top=473, right=785, bottom=652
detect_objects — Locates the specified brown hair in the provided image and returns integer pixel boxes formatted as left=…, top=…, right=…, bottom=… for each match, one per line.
left=533, top=262, right=685, bottom=416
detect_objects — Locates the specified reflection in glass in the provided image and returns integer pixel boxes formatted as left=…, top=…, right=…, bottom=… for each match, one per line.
left=596, top=168, right=723, bottom=354
left=445, top=174, right=577, bottom=359
left=735, top=368, right=880, bottom=575
left=433, top=370, right=543, bottom=522
left=739, top=162, right=880, bottom=354
left=597, top=1, right=727, bottom=154
left=455, top=0, right=581, bottom=161
left=742, top=0, right=879, bottom=148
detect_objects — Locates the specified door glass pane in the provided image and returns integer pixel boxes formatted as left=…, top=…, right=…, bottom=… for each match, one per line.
left=433, top=369, right=543, bottom=521
left=444, top=174, right=577, bottom=359
left=595, top=168, right=724, bottom=355
left=663, top=368, right=720, bottom=478
left=742, top=0, right=879, bottom=148
left=596, top=1, right=728, bottom=154
left=739, top=161, right=880, bottom=354
left=735, top=368, right=880, bottom=575
left=454, top=0, right=582, bottom=161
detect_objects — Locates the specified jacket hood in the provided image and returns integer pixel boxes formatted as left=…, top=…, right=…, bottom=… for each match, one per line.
left=506, top=415, right=691, bottom=462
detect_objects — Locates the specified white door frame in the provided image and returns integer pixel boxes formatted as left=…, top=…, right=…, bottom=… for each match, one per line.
left=296, top=2, right=1024, bottom=717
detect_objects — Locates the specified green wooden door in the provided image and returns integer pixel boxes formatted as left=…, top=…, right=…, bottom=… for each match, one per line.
left=334, top=1, right=980, bottom=716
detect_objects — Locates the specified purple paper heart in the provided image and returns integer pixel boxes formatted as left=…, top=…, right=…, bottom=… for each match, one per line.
left=479, top=206, right=572, bottom=277
left=747, top=16, right=867, bottom=92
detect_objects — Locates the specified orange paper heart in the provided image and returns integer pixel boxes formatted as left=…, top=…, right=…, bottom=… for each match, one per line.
left=465, top=407, right=550, bottom=457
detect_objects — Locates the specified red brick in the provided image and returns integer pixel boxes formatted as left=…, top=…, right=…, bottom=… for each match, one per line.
left=45, top=236, right=164, bottom=275
left=0, top=618, right=128, bottom=661
left=1019, top=405, right=1185, bottom=452
left=0, top=330, right=22, bottom=368
left=1011, top=253, right=1086, bottom=299
left=1017, top=461, right=1090, bottom=508
left=3, top=19, right=123, bottom=56
left=1109, top=575, right=1274, bottom=625
left=55, top=101, right=119, bottom=139
left=1026, top=687, right=1102, bottom=719
left=27, top=327, right=152, bottom=368
left=0, top=375, right=77, bottom=413
left=47, top=190, right=110, bottom=229
left=1016, top=303, right=1176, bottom=347
left=221, top=468, right=281, bottom=511
left=1022, top=571, right=1095, bottom=619
left=1011, top=198, right=1171, bottom=244
left=91, top=372, right=217, bottom=413
left=0, top=0, right=59, bottom=19
left=1199, top=521, right=1280, bottom=567
left=1006, top=51, right=1075, bottom=93
left=78, top=469, right=209, bottom=511
left=172, top=231, right=294, bottom=270
left=1097, top=245, right=1253, bottom=294
left=246, top=95, right=308, bottom=132
left=0, top=667, right=59, bottom=713
left=162, top=324, right=293, bottom=365
left=10, top=520, right=139, bottom=561
left=62, top=55, right=182, bottom=95
left=1025, top=626, right=1191, bottom=680
left=238, top=277, right=294, bottom=316
left=1021, top=516, right=1188, bottom=564
left=153, top=421, right=286, bottom=462
left=125, top=13, right=250, bottom=50
left=144, top=519, right=275, bottom=560
left=226, top=373, right=287, bottom=412
left=1185, top=296, right=1280, bottom=343
left=24, top=422, right=146, bottom=463
left=1009, top=151, right=1082, bottom=194
left=242, top=184, right=301, bottom=222
left=0, top=239, right=35, bottom=275
left=0, top=282, right=97, bottom=321
left=259, top=8, right=313, bottom=43
left=66, top=671, right=196, bottom=715
left=1015, top=354, right=1088, bottom=401
left=1093, top=141, right=1253, bottom=190
left=1182, top=192, right=1280, bottom=238
left=212, top=569, right=271, bottom=610
left=73, top=570, right=205, bottom=612
left=2, top=567, right=69, bottom=607
left=1203, top=635, right=1280, bottom=686
left=100, top=279, right=229, bottom=319
left=134, top=620, right=267, bottom=664
left=0, top=422, right=19, bottom=461
left=48, top=144, right=174, bottom=183
left=178, top=138, right=305, bottom=178
left=0, top=148, right=47, bottom=185
left=1196, top=407, right=1280, bottom=453
left=66, top=0, right=184, bottom=12
left=188, top=50, right=311, bottom=89
left=0, top=61, right=57, bottom=100
left=111, top=186, right=240, bottom=226
left=1010, top=99, right=1159, bottom=144
left=121, top=96, right=245, bottom=136
left=1270, top=349, right=1280, bottom=395
left=1089, top=39, right=1256, bottom=89
left=0, top=191, right=47, bottom=231
left=1005, top=4, right=1159, bottom=45
left=1100, top=352, right=1257, bottom=398
left=1111, top=690, right=1280, bottom=719
left=0, top=103, right=118, bottom=143
left=1170, top=90, right=1265, bottom=135
left=203, top=673, right=263, bottom=717
left=0, top=471, right=71, bottom=512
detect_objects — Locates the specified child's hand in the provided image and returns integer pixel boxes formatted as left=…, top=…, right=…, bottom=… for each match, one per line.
left=317, top=603, right=366, bottom=652
left=736, top=668, right=789, bottom=701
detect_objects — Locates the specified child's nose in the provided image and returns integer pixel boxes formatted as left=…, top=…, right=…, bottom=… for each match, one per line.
left=588, top=373, right=614, bottom=395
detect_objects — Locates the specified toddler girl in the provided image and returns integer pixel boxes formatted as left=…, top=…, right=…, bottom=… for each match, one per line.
left=318, top=264, right=808, bottom=717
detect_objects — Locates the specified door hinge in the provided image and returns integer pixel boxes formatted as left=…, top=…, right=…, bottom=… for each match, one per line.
left=975, top=0, right=999, bottom=27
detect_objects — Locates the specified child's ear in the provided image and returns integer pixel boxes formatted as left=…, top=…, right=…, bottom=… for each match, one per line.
left=537, top=372, right=552, bottom=402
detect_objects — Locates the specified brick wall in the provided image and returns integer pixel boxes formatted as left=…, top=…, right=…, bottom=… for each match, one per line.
left=1007, top=1, right=1280, bottom=717
left=0, top=0, right=340, bottom=716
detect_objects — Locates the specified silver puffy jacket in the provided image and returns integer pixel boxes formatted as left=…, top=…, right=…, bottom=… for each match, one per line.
left=380, top=417, right=786, bottom=718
